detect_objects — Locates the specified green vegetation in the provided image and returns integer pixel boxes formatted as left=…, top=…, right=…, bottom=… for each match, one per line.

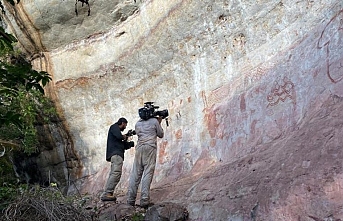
left=2, top=185, right=94, bottom=221
left=0, top=2, right=149, bottom=220
left=0, top=25, right=52, bottom=151
left=131, top=213, right=145, bottom=221
left=0, top=3, right=101, bottom=221
left=0, top=185, right=16, bottom=211
left=0, top=0, right=58, bottom=215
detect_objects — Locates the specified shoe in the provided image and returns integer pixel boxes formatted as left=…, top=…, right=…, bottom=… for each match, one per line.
left=128, top=202, right=135, bottom=206
left=140, top=202, right=154, bottom=209
left=101, top=193, right=116, bottom=201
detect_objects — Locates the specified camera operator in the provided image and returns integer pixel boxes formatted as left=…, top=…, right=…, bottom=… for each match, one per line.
left=127, top=114, right=164, bottom=208
left=100, top=117, right=132, bottom=201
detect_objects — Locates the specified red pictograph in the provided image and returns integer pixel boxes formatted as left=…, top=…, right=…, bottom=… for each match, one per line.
left=266, top=77, right=295, bottom=107
left=317, top=9, right=343, bottom=83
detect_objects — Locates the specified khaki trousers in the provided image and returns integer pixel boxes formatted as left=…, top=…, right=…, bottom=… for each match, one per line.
left=127, top=144, right=157, bottom=205
left=104, top=155, right=123, bottom=194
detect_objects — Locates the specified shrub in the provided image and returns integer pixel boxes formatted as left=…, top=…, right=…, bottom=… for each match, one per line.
left=1, top=186, right=94, bottom=221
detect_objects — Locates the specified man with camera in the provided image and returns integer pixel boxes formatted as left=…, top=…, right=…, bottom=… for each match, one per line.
left=101, top=117, right=133, bottom=201
left=127, top=103, right=165, bottom=208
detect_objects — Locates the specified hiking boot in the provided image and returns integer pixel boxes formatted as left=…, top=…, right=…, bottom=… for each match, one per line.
left=127, top=201, right=135, bottom=206
left=140, top=202, right=154, bottom=209
left=100, top=193, right=116, bottom=201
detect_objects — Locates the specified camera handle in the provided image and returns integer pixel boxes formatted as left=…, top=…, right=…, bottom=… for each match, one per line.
left=165, top=118, right=169, bottom=127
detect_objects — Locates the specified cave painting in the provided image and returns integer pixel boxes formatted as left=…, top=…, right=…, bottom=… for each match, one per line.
left=317, top=9, right=343, bottom=83
left=267, top=77, right=295, bottom=108
left=243, top=67, right=263, bottom=87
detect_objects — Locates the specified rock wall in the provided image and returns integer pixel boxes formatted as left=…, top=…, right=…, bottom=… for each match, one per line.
left=151, top=92, right=343, bottom=220
left=2, top=0, right=343, bottom=219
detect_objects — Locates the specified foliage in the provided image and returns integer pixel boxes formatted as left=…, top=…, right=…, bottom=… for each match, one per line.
left=0, top=51, right=52, bottom=129
left=0, top=86, right=56, bottom=154
left=1, top=186, right=94, bottom=221
left=0, top=153, right=16, bottom=185
left=0, top=3, right=93, bottom=220
left=0, top=183, right=22, bottom=212
left=131, top=213, right=145, bottom=221
left=0, top=6, right=55, bottom=216
left=0, top=13, right=52, bottom=155
left=0, top=2, right=93, bottom=220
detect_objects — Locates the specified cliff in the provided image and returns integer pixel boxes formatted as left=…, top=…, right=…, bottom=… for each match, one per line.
left=1, top=0, right=343, bottom=220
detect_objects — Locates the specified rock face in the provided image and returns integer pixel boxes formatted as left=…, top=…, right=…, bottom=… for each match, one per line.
left=1, top=0, right=343, bottom=220
left=145, top=202, right=189, bottom=221
left=149, top=94, right=343, bottom=220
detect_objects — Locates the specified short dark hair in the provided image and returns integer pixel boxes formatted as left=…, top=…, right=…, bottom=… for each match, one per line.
left=117, top=117, right=128, bottom=125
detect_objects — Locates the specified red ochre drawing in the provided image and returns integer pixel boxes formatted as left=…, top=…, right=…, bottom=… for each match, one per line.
left=267, top=77, right=295, bottom=107
left=317, top=9, right=343, bottom=83
left=204, top=65, right=270, bottom=108
left=247, top=67, right=266, bottom=82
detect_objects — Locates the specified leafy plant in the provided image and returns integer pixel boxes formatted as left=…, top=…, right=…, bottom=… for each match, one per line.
left=0, top=22, right=52, bottom=154
left=0, top=185, right=17, bottom=211
left=0, top=5, right=55, bottom=207
left=2, top=186, right=93, bottom=221
left=132, top=212, right=145, bottom=221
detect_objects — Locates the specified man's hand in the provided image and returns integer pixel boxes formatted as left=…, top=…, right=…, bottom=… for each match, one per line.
left=123, top=134, right=127, bottom=140
left=157, top=116, right=162, bottom=124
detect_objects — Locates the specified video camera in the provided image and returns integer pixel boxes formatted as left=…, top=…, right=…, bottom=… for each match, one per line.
left=126, top=129, right=136, bottom=137
left=138, top=102, right=169, bottom=126
left=124, top=129, right=136, bottom=149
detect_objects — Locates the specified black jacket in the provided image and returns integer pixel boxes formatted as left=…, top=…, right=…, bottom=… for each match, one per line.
left=106, top=123, right=127, bottom=161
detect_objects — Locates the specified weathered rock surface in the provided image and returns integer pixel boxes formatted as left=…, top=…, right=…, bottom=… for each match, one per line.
left=1, top=0, right=139, bottom=52
left=149, top=94, right=343, bottom=220
left=95, top=201, right=188, bottom=221
left=1, top=0, right=343, bottom=220
left=145, top=202, right=189, bottom=221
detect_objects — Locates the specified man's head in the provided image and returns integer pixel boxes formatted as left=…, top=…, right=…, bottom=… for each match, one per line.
left=116, top=117, right=128, bottom=131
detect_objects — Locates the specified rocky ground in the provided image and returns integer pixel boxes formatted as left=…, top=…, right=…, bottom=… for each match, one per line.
left=86, top=193, right=188, bottom=221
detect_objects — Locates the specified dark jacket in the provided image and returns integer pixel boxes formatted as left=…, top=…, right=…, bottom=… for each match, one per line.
left=106, top=123, right=127, bottom=161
